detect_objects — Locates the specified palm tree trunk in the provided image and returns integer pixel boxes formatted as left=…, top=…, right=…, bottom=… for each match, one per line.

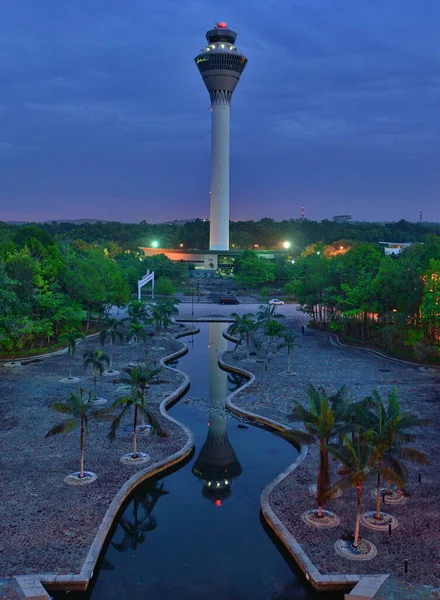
left=287, top=350, right=291, bottom=373
left=133, top=405, right=138, bottom=458
left=246, top=333, right=250, bottom=360
left=110, top=337, right=113, bottom=371
left=354, top=483, right=362, bottom=547
left=69, top=355, right=72, bottom=379
left=375, top=462, right=382, bottom=519
left=317, top=444, right=330, bottom=515
left=93, top=368, right=97, bottom=396
left=79, top=419, right=85, bottom=478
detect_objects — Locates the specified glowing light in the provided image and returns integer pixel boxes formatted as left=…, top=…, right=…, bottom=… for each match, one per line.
left=179, top=243, right=184, bottom=248
left=217, top=21, right=228, bottom=28
left=151, top=241, right=159, bottom=248
left=317, top=251, right=321, bottom=255
left=254, top=244, right=259, bottom=248
left=283, top=241, right=291, bottom=249
left=215, top=499, right=222, bottom=507
left=340, top=246, right=344, bottom=250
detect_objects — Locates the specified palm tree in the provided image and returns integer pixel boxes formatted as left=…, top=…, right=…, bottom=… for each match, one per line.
left=99, top=317, right=124, bottom=372
left=359, top=388, right=431, bottom=519
left=257, top=304, right=285, bottom=343
left=127, top=322, right=147, bottom=345
left=149, top=304, right=164, bottom=334
left=284, top=384, right=351, bottom=517
left=45, top=388, right=106, bottom=479
left=328, top=431, right=404, bottom=547
left=277, top=327, right=301, bottom=373
left=228, top=312, right=259, bottom=360
left=127, top=300, right=150, bottom=324
left=158, top=298, right=180, bottom=332
left=264, top=319, right=285, bottom=352
left=108, top=367, right=166, bottom=459
left=59, top=328, right=85, bottom=379
left=83, top=349, right=109, bottom=397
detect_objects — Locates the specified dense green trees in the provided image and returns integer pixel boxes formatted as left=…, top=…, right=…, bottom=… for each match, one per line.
left=293, top=237, right=440, bottom=358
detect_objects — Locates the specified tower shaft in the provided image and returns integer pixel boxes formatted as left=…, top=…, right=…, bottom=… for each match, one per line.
left=210, top=101, right=230, bottom=250
left=195, top=23, right=247, bottom=252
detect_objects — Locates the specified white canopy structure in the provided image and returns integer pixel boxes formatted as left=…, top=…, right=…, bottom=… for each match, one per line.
left=137, top=270, right=155, bottom=300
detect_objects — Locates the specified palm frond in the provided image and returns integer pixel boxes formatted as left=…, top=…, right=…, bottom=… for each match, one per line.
left=45, top=418, right=79, bottom=437
left=108, top=404, right=131, bottom=441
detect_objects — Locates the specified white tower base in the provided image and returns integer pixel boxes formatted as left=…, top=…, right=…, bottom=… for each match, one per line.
left=210, top=102, right=230, bottom=251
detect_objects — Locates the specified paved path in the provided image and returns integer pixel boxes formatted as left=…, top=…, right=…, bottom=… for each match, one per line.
left=177, top=301, right=306, bottom=321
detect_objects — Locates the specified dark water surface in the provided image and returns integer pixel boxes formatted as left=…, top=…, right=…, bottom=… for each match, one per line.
left=54, top=323, right=342, bottom=600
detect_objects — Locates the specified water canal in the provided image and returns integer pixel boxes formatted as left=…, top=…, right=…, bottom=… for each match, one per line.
left=55, top=323, right=342, bottom=600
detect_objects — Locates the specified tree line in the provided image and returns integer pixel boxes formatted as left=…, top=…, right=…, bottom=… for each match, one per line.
left=0, top=224, right=186, bottom=357
left=2, top=217, right=439, bottom=251
left=292, top=236, right=440, bottom=360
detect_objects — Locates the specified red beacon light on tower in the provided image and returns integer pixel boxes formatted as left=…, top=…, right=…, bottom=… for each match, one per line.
left=216, top=21, right=228, bottom=28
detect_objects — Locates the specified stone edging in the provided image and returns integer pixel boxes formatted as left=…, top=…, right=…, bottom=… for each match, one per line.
left=306, top=325, right=440, bottom=370
left=17, top=327, right=199, bottom=596
left=219, top=328, right=387, bottom=593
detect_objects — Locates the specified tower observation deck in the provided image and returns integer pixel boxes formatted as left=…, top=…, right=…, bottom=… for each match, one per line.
left=195, top=23, right=248, bottom=251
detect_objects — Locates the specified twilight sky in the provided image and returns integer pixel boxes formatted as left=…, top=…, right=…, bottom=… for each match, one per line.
left=1, top=0, right=440, bottom=223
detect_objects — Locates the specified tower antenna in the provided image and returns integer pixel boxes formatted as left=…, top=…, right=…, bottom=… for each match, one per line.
left=419, top=208, right=423, bottom=222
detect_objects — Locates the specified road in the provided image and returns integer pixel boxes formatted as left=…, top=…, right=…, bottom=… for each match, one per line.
left=176, top=301, right=307, bottom=323
left=109, top=302, right=308, bottom=324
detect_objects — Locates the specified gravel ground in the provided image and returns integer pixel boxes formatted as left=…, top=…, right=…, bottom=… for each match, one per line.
left=0, top=326, right=190, bottom=577
left=223, top=319, right=440, bottom=587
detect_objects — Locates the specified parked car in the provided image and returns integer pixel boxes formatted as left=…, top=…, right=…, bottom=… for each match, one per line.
left=220, top=296, right=240, bottom=305
left=269, top=298, right=284, bottom=306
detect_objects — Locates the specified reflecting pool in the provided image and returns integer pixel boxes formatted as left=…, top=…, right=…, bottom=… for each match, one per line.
left=54, top=323, right=342, bottom=600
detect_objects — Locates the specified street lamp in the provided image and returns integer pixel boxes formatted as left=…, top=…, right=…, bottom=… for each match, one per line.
left=151, top=241, right=159, bottom=248
left=283, top=241, right=291, bottom=249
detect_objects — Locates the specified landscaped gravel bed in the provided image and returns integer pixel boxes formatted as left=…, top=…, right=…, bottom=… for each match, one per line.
left=223, top=317, right=440, bottom=587
left=0, top=327, right=190, bottom=577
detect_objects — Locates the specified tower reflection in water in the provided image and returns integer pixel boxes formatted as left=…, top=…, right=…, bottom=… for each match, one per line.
left=192, top=322, right=242, bottom=503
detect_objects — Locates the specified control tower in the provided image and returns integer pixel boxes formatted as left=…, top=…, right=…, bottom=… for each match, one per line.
left=195, top=23, right=248, bottom=251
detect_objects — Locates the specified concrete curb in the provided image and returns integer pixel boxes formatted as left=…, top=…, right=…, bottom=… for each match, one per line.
left=15, top=327, right=198, bottom=595
left=219, top=328, right=388, bottom=594
left=306, top=325, right=440, bottom=370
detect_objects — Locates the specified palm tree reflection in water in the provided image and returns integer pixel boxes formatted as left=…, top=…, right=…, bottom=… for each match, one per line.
left=111, top=482, right=169, bottom=553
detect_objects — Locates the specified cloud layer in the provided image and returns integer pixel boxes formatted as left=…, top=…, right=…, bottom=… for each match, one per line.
left=1, top=0, right=439, bottom=222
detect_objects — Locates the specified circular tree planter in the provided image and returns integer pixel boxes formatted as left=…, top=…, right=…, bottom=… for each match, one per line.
left=370, top=487, right=407, bottom=505
left=64, top=471, right=97, bottom=486
left=103, top=369, right=120, bottom=377
left=309, top=484, right=343, bottom=499
left=302, top=509, right=340, bottom=528
left=334, top=538, right=377, bottom=561
left=3, top=361, right=22, bottom=368
left=128, top=362, right=145, bottom=369
left=120, top=452, right=150, bottom=465
left=116, top=385, right=131, bottom=394
left=60, top=376, right=81, bottom=383
left=360, top=511, right=398, bottom=531
left=136, top=424, right=152, bottom=434
left=90, top=397, right=107, bottom=406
